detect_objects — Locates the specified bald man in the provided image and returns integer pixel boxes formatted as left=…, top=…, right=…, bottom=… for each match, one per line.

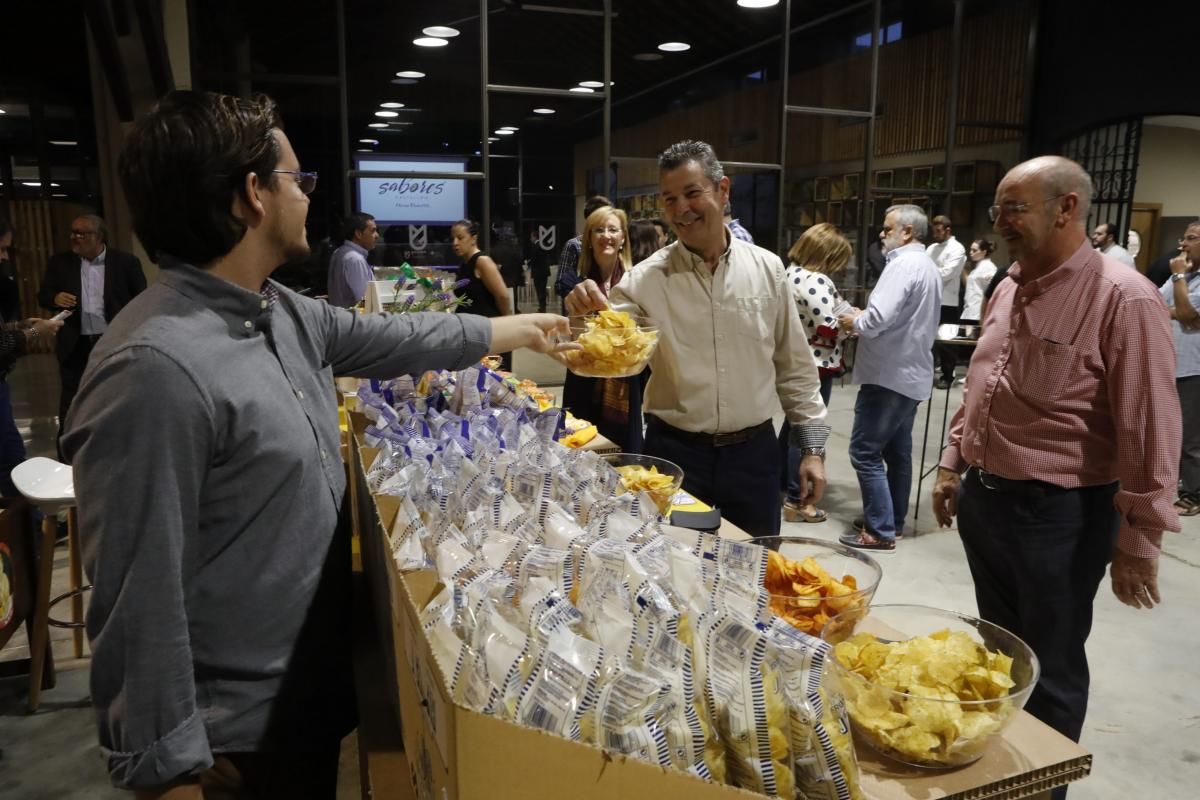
left=931, top=157, right=1179, bottom=785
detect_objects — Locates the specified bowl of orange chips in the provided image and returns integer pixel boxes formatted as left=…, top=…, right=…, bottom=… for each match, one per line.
left=602, top=453, right=683, bottom=517
left=821, top=604, right=1040, bottom=769
left=562, top=310, right=659, bottom=378
left=757, top=536, right=882, bottom=636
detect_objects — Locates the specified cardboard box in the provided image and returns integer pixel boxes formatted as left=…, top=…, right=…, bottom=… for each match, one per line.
left=354, top=433, right=1091, bottom=800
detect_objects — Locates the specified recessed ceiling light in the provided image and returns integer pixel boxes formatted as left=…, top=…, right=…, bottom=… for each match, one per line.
left=569, top=86, right=595, bottom=93
left=737, top=0, right=780, bottom=7
left=357, top=149, right=372, bottom=152
left=49, top=140, right=78, bottom=146
left=422, top=26, right=459, bottom=38
left=414, top=37, right=448, bottom=47
left=495, top=129, right=515, bottom=135
left=52, top=193, right=68, bottom=198
left=368, top=122, right=389, bottom=128
left=533, top=108, right=556, bottom=115
left=658, top=42, right=691, bottom=52
left=488, top=137, right=501, bottom=142
left=499, top=126, right=519, bottom=131
left=359, top=139, right=379, bottom=144
left=633, top=53, right=664, bottom=62
left=375, top=110, right=399, bottom=118
left=579, top=81, right=604, bottom=88
left=380, top=102, right=405, bottom=109
left=0, top=109, right=6, bottom=115
left=396, top=70, right=426, bottom=78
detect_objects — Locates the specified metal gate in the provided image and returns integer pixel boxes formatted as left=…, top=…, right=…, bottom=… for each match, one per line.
left=1060, top=120, right=1143, bottom=246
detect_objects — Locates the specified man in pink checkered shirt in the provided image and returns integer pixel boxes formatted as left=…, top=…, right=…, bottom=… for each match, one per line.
left=932, top=156, right=1179, bottom=786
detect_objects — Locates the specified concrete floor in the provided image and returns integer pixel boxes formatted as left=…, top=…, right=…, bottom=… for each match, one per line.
left=2, top=351, right=1198, bottom=798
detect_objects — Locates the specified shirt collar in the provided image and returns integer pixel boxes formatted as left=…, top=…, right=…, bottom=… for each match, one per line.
left=158, top=262, right=279, bottom=336
left=677, top=229, right=733, bottom=272
left=84, top=247, right=107, bottom=266
left=1007, top=239, right=1095, bottom=294
left=885, top=242, right=925, bottom=262
left=341, top=240, right=368, bottom=257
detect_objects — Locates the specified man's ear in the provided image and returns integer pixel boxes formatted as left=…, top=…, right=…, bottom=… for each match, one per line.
left=717, top=175, right=731, bottom=204
left=233, top=171, right=268, bottom=227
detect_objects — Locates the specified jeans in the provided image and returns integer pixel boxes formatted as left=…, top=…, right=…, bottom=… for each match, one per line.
left=646, top=417, right=780, bottom=538
left=780, top=373, right=834, bottom=503
left=1177, top=376, right=1200, bottom=495
left=0, top=380, right=26, bottom=497
left=957, top=471, right=1117, bottom=799
left=847, top=384, right=919, bottom=539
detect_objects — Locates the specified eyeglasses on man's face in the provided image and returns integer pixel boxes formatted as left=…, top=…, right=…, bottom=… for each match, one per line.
left=987, top=193, right=1069, bottom=223
left=273, top=170, right=318, bottom=195
left=1179, top=233, right=1200, bottom=244
left=69, top=229, right=99, bottom=238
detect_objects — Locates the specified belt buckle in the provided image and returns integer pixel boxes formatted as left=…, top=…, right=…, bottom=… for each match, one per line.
left=977, top=469, right=1000, bottom=490
left=712, top=431, right=736, bottom=448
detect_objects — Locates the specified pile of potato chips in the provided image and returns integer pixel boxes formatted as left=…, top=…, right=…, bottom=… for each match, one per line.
left=832, top=629, right=1018, bottom=766
left=563, top=309, right=658, bottom=377
left=764, top=550, right=865, bottom=635
left=613, top=463, right=679, bottom=516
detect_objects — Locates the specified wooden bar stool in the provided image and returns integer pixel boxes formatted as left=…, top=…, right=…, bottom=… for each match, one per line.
left=11, top=456, right=88, bottom=712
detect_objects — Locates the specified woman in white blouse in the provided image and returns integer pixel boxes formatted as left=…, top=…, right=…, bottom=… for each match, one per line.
left=779, top=223, right=857, bottom=523
left=960, top=239, right=998, bottom=325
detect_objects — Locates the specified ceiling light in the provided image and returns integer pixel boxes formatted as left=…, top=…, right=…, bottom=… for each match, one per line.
left=380, top=102, right=405, bottom=109
left=368, top=122, right=389, bottom=128
left=375, top=110, right=399, bottom=118
left=414, top=37, right=448, bottom=47
left=488, top=137, right=501, bottom=142
left=658, top=42, right=691, bottom=52
left=52, top=193, right=68, bottom=198
left=633, top=53, right=663, bottom=62
left=359, top=139, right=379, bottom=144
left=579, top=81, right=604, bottom=88
left=533, top=108, right=556, bottom=115
left=569, top=86, right=595, bottom=93
left=737, top=0, right=780, bottom=7
left=391, top=78, right=418, bottom=85
left=422, top=26, right=459, bottom=38
left=396, top=70, right=426, bottom=78
left=495, top=129, right=515, bottom=135
left=499, top=126, right=519, bottom=131
left=49, top=140, right=78, bottom=146
left=0, top=109, right=6, bottom=115
left=357, top=149, right=372, bottom=152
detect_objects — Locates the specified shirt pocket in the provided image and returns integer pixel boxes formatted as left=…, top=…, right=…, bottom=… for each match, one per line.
left=1010, top=336, right=1081, bottom=407
left=731, top=296, right=773, bottom=341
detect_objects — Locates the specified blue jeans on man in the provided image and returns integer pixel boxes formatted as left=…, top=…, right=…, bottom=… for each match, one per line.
left=848, top=384, right=919, bottom=540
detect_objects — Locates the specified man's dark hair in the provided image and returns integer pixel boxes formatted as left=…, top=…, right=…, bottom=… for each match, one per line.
left=657, top=140, right=725, bottom=184
left=118, top=89, right=283, bottom=266
left=342, top=212, right=375, bottom=242
left=931, top=214, right=952, bottom=229
left=1101, top=222, right=1117, bottom=240
left=583, top=195, right=611, bottom=222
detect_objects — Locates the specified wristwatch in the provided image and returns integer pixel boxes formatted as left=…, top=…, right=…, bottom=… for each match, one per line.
left=1171, top=272, right=1188, bottom=282
left=800, top=446, right=826, bottom=460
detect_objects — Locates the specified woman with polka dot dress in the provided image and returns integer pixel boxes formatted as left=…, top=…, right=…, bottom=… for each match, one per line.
left=779, top=223, right=857, bottom=523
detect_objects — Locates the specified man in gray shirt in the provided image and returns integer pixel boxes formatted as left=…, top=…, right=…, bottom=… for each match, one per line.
left=63, top=89, right=571, bottom=799
left=326, top=212, right=379, bottom=307
left=837, top=204, right=941, bottom=550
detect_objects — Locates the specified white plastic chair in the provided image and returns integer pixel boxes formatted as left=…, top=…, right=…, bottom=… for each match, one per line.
left=11, top=457, right=87, bottom=711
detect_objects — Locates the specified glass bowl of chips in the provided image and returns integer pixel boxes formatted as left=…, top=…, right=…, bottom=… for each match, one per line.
left=562, top=310, right=660, bottom=378
left=821, top=604, right=1040, bottom=769
left=601, top=453, right=683, bottom=517
left=756, top=536, right=883, bottom=636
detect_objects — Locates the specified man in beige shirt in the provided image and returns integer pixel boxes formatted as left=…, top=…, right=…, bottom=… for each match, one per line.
left=566, top=140, right=829, bottom=537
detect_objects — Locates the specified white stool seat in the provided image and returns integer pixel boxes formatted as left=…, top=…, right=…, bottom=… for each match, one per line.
left=12, top=457, right=75, bottom=511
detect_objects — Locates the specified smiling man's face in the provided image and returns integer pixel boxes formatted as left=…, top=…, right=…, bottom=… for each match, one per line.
left=660, top=160, right=729, bottom=254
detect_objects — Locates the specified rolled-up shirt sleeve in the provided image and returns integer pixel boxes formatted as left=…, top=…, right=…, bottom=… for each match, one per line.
left=1104, top=296, right=1182, bottom=557
left=62, top=347, right=216, bottom=789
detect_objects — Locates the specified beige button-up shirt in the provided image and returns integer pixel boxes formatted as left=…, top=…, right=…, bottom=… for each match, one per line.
left=609, top=237, right=829, bottom=448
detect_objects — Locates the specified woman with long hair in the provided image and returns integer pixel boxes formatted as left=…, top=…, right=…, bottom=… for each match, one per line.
left=451, top=218, right=513, bottom=368
left=629, top=219, right=662, bottom=264
left=561, top=206, right=645, bottom=451
left=779, top=223, right=856, bottom=523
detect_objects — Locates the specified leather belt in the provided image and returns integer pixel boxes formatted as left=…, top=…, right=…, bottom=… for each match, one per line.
left=647, top=416, right=773, bottom=448
left=967, top=466, right=1069, bottom=498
